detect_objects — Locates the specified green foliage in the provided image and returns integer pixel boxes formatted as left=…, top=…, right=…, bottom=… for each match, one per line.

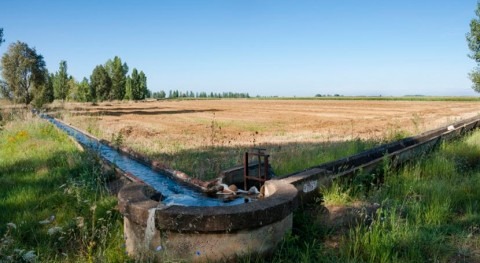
left=167, top=90, right=250, bottom=99
left=385, top=128, right=410, bottom=142
left=130, top=68, right=141, bottom=100
left=44, top=73, right=55, bottom=103
left=40, top=56, right=149, bottom=103
left=88, top=78, right=97, bottom=103
left=273, top=139, right=379, bottom=176
left=239, top=130, right=480, bottom=262
left=467, top=3, right=480, bottom=93
left=53, top=60, right=70, bottom=101
left=105, top=56, right=128, bottom=100
left=78, top=77, right=90, bottom=102
left=65, top=77, right=77, bottom=101
left=1, top=222, right=37, bottom=262
left=125, top=68, right=149, bottom=100
left=68, top=77, right=90, bottom=102
left=32, top=72, right=54, bottom=108
left=111, top=132, right=124, bottom=148
left=467, top=4, right=480, bottom=63
left=301, top=132, right=480, bottom=262
left=124, top=76, right=132, bottom=100
left=321, top=182, right=352, bottom=205
left=139, top=71, right=149, bottom=99
left=0, top=115, right=129, bottom=262
left=1, top=41, right=47, bottom=105
left=469, top=69, right=480, bottom=93
left=0, top=80, right=12, bottom=101
left=90, top=65, right=111, bottom=101
left=152, top=90, right=166, bottom=99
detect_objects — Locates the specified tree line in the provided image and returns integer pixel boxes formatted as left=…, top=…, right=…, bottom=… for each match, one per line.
left=152, top=90, right=250, bottom=99
left=0, top=35, right=250, bottom=106
left=0, top=34, right=149, bottom=107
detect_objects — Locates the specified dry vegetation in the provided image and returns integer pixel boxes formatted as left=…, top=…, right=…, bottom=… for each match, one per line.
left=57, top=99, right=480, bottom=145
left=2, top=99, right=480, bottom=262
left=51, top=99, right=480, bottom=178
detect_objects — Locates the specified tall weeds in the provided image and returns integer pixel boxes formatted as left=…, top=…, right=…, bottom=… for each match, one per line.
left=236, top=130, right=480, bottom=262
left=0, top=112, right=128, bottom=262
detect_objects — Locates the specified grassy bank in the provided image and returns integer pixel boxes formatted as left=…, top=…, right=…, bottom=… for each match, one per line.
left=256, top=130, right=480, bottom=262
left=132, top=138, right=382, bottom=180
left=0, top=114, right=128, bottom=262
left=4, top=107, right=480, bottom=262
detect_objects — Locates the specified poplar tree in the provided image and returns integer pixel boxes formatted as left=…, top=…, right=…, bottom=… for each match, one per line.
left=105, top=56, right=128, bottom=100
left=124, top=76, right=133, bottom=100
left=90, top=65, right=111, bottom=101
left=32, top=72, right=54, bottom=107
left=53, top=60, right=69, bottom=101
left=42, top=73, right=54, bottom=103
left=139, top=70, right=149, bottom=99
left=77, top=77, right=90, bottom=102
left=130, top=68, right=141, bottom=100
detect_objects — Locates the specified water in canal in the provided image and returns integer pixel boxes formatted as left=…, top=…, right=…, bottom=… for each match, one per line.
left=41, top=114, right=245, bottom=207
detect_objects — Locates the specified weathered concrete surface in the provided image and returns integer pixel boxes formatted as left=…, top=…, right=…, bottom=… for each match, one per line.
left=118, top=180, right=298, bottom=262
left=152, top=214, right=292, bottom=262
left=154, top=180, right=297, bottom=232
left=124, top=214, right=292, bottom=262
left=280, top=168, right=331, bottom=203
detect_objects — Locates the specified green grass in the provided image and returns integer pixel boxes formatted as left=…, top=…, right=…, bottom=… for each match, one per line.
left=135, top=138, right=380, bottom=180
left=5, top=107, right=480, bottom=262
left=245, top=130, right=480, bottom=262
left=0, top=115, right=129, bottom=262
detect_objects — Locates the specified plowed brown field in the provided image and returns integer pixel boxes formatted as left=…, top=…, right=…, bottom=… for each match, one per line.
left=62, top=99, right=479, bottom=150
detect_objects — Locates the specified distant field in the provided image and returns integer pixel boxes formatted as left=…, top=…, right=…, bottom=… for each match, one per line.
left=58, top=99, right=480, bottom=147
left=267, top=96, right=480, bottom=101
left=50, top=99, right=480, bottom=178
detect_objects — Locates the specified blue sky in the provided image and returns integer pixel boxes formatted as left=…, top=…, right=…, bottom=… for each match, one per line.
left=0, top=0, right=478, bottom=96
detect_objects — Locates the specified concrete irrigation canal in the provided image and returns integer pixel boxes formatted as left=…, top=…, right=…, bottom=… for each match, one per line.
left=40, top=113, right=480, bottom=262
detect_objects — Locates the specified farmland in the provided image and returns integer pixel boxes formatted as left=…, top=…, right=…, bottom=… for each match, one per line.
left=56, top=99, right=480, bottom=178
left=2, top=98, right=480, bottom=262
